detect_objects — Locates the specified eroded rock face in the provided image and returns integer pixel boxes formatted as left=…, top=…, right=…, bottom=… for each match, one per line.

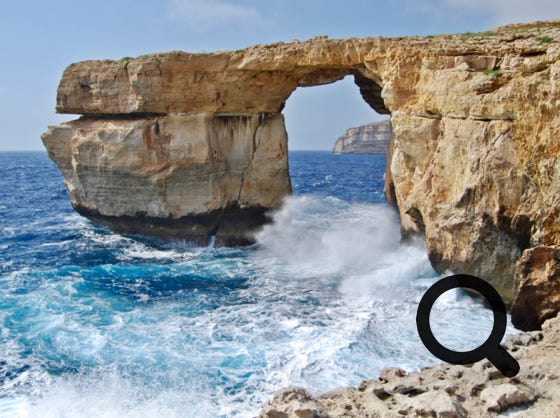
left=511, top=246, right=560, bottom=330
left=43, top=113, right=290, bottom=245
left=332, top=119, right=390, bottom=154
left=43, top=20, right=560, bottom=318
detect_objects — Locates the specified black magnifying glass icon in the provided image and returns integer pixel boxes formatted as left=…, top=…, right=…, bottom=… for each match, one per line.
left=416, top=274, right=519, bottom=378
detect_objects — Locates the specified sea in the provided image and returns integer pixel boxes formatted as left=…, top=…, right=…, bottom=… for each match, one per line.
left=0, top=151, right=513, bottom=417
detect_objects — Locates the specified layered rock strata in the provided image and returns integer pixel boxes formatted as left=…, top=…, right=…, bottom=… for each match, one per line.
left=43, top=113, right=290, bottom=245
left=332, top=119, right=391, bottom=154
left=259, top=313, right=560, bottom=417
left=43, top=20, right=560, bottom=323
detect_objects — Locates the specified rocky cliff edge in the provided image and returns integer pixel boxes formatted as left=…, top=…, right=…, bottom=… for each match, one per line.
left=332, top=120, right=391, bottom=154
left=42, top=20, right=560, bottom=328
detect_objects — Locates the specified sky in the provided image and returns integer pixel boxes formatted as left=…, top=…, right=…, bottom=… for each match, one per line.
left=0, top=1, right=559, bottom=151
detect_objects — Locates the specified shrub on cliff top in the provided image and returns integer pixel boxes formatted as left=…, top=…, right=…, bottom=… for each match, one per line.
left=461, top=30, right=497, bottom=38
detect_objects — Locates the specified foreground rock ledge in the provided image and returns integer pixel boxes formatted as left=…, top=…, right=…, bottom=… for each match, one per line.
left=259, top=314, right=560, bottom=417
left=43, top=20, right=560, bottom=321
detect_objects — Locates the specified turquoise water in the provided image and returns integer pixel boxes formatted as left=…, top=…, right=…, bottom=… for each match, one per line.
left=0, top=151, right=507, bottom=417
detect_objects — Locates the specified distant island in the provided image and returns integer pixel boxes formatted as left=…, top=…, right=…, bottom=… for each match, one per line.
left=332, top=119, right=390, bottom=154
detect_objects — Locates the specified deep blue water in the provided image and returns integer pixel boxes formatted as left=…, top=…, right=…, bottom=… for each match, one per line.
left=0, top=151, right=505, bottom=417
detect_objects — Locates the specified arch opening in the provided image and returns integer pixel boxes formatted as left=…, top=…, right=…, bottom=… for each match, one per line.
left=282, top=74, right=389, bottom=151
left=42, top=57, right=395, bottom=245
left=281, top=74, right=391, bottom=205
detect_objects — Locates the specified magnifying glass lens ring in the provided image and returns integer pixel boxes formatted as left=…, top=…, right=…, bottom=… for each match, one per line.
left=416, top=274, right=507, bottom=364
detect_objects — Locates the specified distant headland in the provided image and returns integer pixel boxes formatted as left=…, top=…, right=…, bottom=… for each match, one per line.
left=332, top=119, right=390, bottom=154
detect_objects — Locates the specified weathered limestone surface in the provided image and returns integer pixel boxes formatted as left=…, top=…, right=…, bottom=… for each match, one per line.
left=332, top=119, right=390, bottom=154
left=43, top=20, right=560, bottom=320
left=43, top=113, right=290, bottom=244
left=259, top=313, right=560, bottom=417
left=511, top=245, right=560, bottom=330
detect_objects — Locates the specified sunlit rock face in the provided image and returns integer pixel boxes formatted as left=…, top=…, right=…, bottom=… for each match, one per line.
left=332, top=120, right=390, bottom=154
left=43, top=113, right=290, bottom=245
left=43, top=20, right=560, bottom=324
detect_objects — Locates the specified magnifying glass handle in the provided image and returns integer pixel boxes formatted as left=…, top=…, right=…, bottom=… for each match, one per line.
left=486, top=345, right=520, bottom=378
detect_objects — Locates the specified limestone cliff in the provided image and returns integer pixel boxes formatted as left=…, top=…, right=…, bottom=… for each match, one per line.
left=43, top=20, right=560, bottom=326
left=332, top=119, right=390, bottom=154
left=42, top=113, right=290, bottom=245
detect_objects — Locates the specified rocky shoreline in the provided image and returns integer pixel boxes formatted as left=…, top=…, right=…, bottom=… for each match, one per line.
left=259, top=313, right=560, bottom=417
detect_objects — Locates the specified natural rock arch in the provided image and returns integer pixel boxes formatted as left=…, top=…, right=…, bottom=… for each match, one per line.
left=46, top=47, right=393, bottom=247
left=43, top=23, right=560, bottom=327
left=280, top=72, right=390, bottom=159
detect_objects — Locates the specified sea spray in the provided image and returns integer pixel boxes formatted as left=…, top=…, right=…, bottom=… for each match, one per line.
left=0, top=152, right=512, bottom=418
left=253, top=196, right=402, bottom=276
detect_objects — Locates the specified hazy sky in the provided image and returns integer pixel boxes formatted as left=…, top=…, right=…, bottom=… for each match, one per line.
left=1, top=1, right=559, bottom=151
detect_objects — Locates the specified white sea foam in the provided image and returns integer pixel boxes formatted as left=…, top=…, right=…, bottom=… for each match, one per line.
left=0, top=398, right=29, bottom=418
left=1, top=227, right=16, bottom=237
left=20, top=373, right=207, bottom=418
left=0, top=195, right=516, bottom=418
left=118, top=241, right=202, bottom=262
left=253, top=196, right=432, bottom=286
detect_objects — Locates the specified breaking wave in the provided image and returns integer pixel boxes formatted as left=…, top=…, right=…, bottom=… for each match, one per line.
left=0, top=152, right=512, bottom=417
